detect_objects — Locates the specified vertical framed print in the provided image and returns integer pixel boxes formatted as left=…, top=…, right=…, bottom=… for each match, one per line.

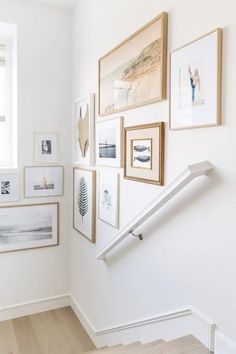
left=170, top=28, right=222, bottom=129
left=124, top=122, right=165, bottom=185
left=73, top=94, right=95, bottom=165
left=0, top=174, right=20, bottom=202
left=98, top=12, right=168, bottom=116
left=98, top=171, right=119, bottom=228
left=96, top=116, right=123, bottom=168
left=34, top=132, right=58, bottom=164
left=73, top=167, right=96, bottom=243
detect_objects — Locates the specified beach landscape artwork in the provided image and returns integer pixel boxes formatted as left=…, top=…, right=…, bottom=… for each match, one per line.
left=125, top=122, right=165, bottom=185
left=73, top=168, right=96, bottom=243
left=170, top=28, right=222, bottom=129
left=0, top=174, right=20, bottom=202
left=24, top=166, right=63, bottom=198
left=98, top=171, right=119, bottom=228
left=96, top=117, right=123, bottom=167
left=99, top=13, right=168, bottom=116
left=132, top=139, right=152, bottom=169
left=0, top=203, right=59, bottom=253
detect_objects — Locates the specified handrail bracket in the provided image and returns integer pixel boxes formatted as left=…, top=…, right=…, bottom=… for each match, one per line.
left=129, top=230, right=144, bottom=241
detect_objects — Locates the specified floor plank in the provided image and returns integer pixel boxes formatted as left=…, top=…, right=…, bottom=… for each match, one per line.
left=0, top=319, right=20, bottom=354
left=13, top=316, right=42, bottom=354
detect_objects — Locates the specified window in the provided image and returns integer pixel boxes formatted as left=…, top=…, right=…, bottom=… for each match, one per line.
left=0, top=22, right=17, bottom=168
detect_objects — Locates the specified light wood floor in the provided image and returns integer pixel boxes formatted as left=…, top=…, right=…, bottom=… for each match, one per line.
left=0, top=306, right=95, bottom=354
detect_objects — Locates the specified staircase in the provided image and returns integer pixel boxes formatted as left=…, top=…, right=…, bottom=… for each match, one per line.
left=84, top=335, right=212, bottom=354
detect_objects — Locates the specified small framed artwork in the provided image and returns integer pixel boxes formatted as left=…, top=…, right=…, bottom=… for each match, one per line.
left=73, top=167, right=96, bottom=243
left=124, top=122, right=165, bottom=185
left=34, top=132, right=58, bottom=164
left=0, top=174, right=20, bottom=202
left=170, top=28, right=222, bottom=130
left=98, top=171, right=119, bottom=228
left=0, top=203, right=59, bottom=253
left=24, top=166, right=63, bottom=198
left=73, top=94, right=95, bottom=165
left=98, top=12, right=168, bottom=116
left=96, top=116, right=123, bottom=168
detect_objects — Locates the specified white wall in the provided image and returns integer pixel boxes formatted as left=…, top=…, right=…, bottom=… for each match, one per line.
left=71, top=0, right=236, bottom=346
left=0, top=0, right=72, bottom=307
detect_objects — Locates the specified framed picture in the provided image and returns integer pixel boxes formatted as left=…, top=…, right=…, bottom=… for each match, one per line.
left=0, top=174, right=20, bottom=202
left=98, top=171, right=119, bottom=228
left=73, top=168, right=96, bottom=243
left=96, top=116, right=123, bottom=167
left=170, top=28, right=222, bottom=130
left=34, top=132, right=58, bottom=164
left=24, top=166, right=63, bottom=198
left=73, top=94, right=95, bottom=165
left=0, top=203, right=59, bottom=253
left=98, top=12, right=168, bottom=116
left=124, top=122, right=165, bottom=185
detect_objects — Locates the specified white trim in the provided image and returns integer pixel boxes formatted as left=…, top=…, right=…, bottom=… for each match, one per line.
left=0, top=294, right=70, bottom=322
left=215, top=331, right=236, bottom=354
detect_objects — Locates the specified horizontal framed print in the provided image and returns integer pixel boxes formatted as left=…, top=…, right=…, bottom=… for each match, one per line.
left=24, top=166, right=63, bottom=198
left=170, top=28, right=222, bottom=130
left=34, top=132, right=58, bottom=164
left=98, top=12, right=168, bottom=116
left=0, top=203, right=59, bottom=253
left=124, top=122, right=165, bottom=185
left=73, top=94, right=95, bottom=165
left=96, top=116, right=123, bottom=168
left=98, top=171, right=119, bottom=229
left=0, top=174, right=20, bottom=202
left=73, top=167, right=96, bottom=243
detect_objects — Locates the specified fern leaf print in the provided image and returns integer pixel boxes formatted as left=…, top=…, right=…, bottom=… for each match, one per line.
left=77, top=176, right=88, bottom=222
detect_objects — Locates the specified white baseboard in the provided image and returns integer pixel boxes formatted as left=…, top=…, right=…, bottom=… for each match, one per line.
left=0, top=294, right=70, bottom=322
left=215, top=331, right=236, bottom=354
left=70, top=295, right=215, bottom=350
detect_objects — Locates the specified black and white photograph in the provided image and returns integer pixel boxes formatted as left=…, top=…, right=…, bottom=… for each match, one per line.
left=34, top=132, right=58, bottom=164
left=41, top=140, right=52, bottom=155
left=96, top=116, right=123, bottom=167
left=0, top=203, right=59, bottom=253
left=0, top=174, right=20, bottom=202
left=132, top=139, right=152, bottom=169
left=24, top=166, right=63, bottom=198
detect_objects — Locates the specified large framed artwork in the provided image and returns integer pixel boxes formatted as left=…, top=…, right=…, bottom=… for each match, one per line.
left=98, top=12, right=168, bottom=116
left=24, top=166, right=63, bottom=198
left=0, top=174, right=20, bottom=202
left=0, top=203, right=59, bottom=253
left=73, top=94, right=95, bottom=165
left=170, top=28, right=222, bottom=130
left=73, top=168, right=96, bottom=243
left=124, top=122, right=165, bottom=185
left=98, top=171, right=119, bottom=229
left=96, top=116, right=123, bottom=168
left=34, top=132, right=58, bottom=164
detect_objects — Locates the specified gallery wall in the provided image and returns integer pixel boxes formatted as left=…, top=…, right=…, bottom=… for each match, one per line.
left=0, top=0, right=72, bottom=308
left=71, top=0, right=236, bottom=346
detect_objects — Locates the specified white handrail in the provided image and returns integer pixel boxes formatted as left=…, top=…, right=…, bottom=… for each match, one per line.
left=97, top=161, right=212, bottom=260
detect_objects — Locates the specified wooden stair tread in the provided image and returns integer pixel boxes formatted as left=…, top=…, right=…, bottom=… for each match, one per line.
left=140, top=339, right=165, bottom=349
left=85, top=342, right=141, bottom=354
left=132, top=335, right=206, bottom=354
left=84, top=344, right=122, bottom=353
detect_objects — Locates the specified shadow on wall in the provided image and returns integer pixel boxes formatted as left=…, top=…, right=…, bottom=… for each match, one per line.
left=103, top=167, right=222, bottom=267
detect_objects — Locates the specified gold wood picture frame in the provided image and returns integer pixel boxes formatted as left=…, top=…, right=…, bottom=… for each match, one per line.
left=0, top=202, right=59, bottom=254
left=170, top=28, right=222, bottom=130
left=124, top=122, right=165, bottom=185
left=98, top=12, right=168, bottom=116
left=73, top=167, right=96, bottom=243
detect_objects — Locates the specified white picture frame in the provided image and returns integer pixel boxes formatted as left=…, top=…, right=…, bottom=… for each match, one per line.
left=0, top=203, right=59, bottom=254
left=24, top=166, right=63, bottom=198
left=73, top=167, right=96, bottom=243
left=34, top=132, right=58, bottom=164
left=96, top=116, right=123, bottom=168
left=98, top=171, right=119, bottom=228
left=0, top=174, right=20, bottom=202
left=170, top=28, right=222, bottom=130
left=73, top=94, right=95, bottom=166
